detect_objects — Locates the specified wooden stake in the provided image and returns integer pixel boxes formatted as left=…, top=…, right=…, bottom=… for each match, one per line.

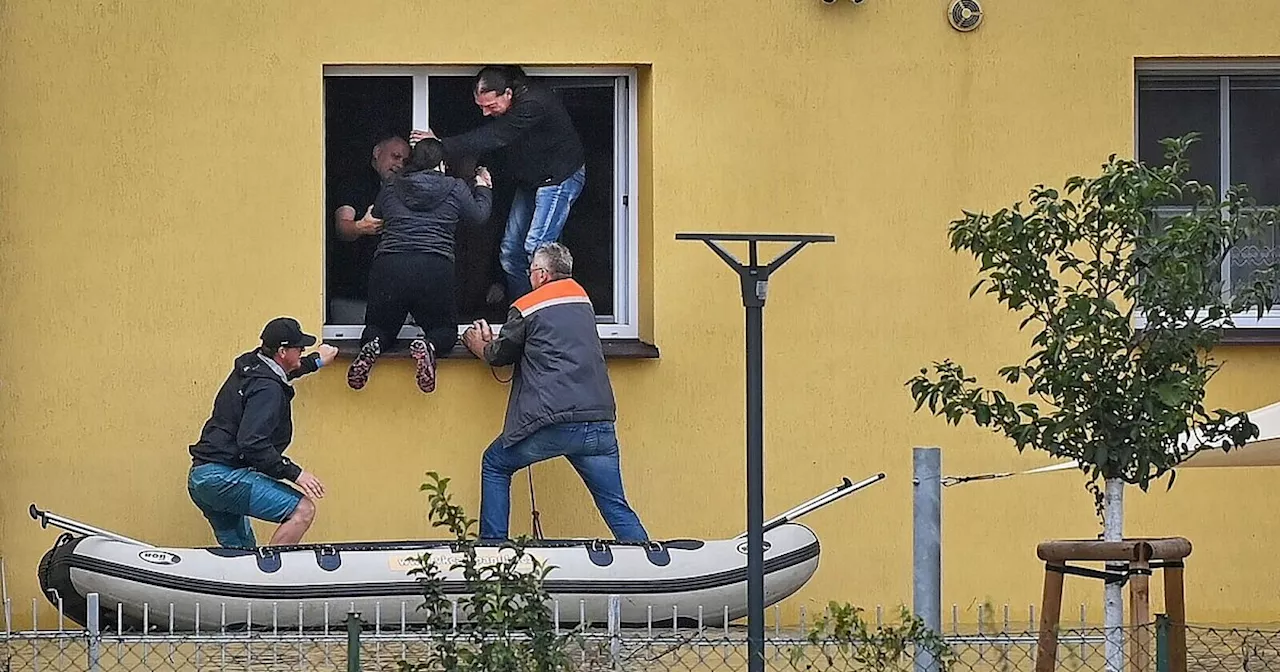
left=1035, top=565, right=1065, bottom=672
left=1164, top=565, right=1188, bottom=672
left=1129, top=560, right=1151, bottom=672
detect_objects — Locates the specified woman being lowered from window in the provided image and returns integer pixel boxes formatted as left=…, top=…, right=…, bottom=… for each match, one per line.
left=346, top=138, right=493, bottom=393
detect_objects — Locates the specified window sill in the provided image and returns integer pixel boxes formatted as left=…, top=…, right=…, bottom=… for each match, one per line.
left=1134, top=314, right=1280, bottom=345
left=332, top=338, right=660, bottom=360
left=1213, top=328, right=1280, bottom=345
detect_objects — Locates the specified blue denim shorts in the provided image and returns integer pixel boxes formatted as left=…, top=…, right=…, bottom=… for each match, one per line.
left=187, top=462, right=302, bottom=548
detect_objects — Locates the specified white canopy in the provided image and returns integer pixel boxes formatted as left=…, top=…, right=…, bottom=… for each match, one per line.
left=1174, top=399, right=1280, bottom=467
left=945, top=399, right=1280, bottom=483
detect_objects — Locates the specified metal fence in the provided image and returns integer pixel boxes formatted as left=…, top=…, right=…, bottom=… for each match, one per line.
left=4, top=595, right=1279, bottom=672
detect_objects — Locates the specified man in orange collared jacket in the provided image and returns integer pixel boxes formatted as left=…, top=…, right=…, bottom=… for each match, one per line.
left=462, top=242, right=648, bottom=542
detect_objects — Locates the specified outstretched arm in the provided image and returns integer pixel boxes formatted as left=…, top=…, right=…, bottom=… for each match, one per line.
left=457, top=169, right=494, bottom=225
left=287, top=345, right=338, bottom=381
left=463, top=308, right=526, bottom=366
left=441, top=99, right=547, bottom=159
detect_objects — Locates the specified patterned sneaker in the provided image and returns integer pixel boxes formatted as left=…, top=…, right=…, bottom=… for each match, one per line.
left=346, top=338, right=381, bottom=390
left=410, top=339, right=437, bottom=393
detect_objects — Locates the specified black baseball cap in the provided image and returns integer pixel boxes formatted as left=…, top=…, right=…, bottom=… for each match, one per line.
left=260, top=317, right=317, bottom=349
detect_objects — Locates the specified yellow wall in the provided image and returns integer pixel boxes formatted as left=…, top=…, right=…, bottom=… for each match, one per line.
left=3, top=0, right=1280, bottom=630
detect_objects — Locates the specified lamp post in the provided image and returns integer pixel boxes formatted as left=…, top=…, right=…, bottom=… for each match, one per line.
left=676, top=232, right=835, bottom=672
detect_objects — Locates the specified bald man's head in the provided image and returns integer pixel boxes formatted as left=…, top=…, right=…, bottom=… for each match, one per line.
left=371, top=136, right=410, bottom=179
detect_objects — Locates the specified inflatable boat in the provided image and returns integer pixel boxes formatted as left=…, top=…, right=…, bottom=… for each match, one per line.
left=34, top=474, right=883, bottom=632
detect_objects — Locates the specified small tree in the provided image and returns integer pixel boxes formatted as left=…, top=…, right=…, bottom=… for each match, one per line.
left=907, top=135, right=1280, bottom=507
left=788, top=602, right=955, bottom=672
left=398, top=472, right=576, bottom=672
left=906, top=134, right=1280, bottom=671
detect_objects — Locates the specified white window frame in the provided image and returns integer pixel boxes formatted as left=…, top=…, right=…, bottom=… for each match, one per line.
left=1133, top=58, right=1280, bottom=330
left=320, top=65, right=641, bottom=341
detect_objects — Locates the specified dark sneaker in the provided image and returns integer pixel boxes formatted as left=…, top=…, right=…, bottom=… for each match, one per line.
left=347, top=338, right=381, bottom=390
left=410, top=339, right=437, bottom=393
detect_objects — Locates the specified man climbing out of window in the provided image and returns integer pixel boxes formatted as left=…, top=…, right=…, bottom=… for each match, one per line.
left=461, top=242, right=648, bottom=542
left=412, top=64, right=586, bottom=306
left=187, top=317, right=337, bottom=548
left=344, top=138, right=494, bottom=393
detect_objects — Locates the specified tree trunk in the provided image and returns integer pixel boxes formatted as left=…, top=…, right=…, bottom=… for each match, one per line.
left=1103, top=478, right=1125, bottom=672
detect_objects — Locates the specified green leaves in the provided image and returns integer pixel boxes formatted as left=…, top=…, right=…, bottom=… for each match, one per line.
left=402, top=473, right=574, bottom=672
left=788, top=602, right=955, bottom=671
left=420, top=471, right=478, bottom=542
left=906, top=134, right=1280, bottom=505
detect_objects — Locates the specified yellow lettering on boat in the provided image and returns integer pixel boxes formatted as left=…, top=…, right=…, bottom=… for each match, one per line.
left=385, top=550, right=537, bottom=573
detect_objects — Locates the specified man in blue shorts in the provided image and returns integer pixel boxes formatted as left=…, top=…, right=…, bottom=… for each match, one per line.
left=187, top=317, right=337, bottom=548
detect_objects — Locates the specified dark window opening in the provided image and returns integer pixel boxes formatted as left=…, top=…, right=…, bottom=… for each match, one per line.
left=322, top=73, right=621, bottom=337
left=1136, top=76, right=1220, bottom=205
left=1229, top=77, right=1280, bottom=206
left=323, top=76, right=414, bottom=326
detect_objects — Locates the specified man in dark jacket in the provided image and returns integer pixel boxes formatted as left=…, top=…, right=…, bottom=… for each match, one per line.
left=462, top=243, right=647, bottom=542
left=414, top=65, right=586, bottom=303
left=188, top=317, right=337, bottom=548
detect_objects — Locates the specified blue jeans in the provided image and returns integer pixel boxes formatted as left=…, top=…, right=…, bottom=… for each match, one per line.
left=479, top=421, right=648, bottom=542
left=499, top=165, right=586, bottom=299
left=187, top=463, right=302, bottom=548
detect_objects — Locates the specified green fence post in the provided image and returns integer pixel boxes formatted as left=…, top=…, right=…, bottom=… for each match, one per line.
left=346, top=610, right=363, bottom=672
left=1155, top=613, right=1170, bottom=672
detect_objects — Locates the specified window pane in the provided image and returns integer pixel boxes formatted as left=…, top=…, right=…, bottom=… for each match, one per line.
left=323, top=76, right=414, bottom=325
left=1137, top=77, right=1220, bottom=204
left=549, top=78, right=617, bottom=321
left=1230, top=215, right=1280, bottom=301
left=1230, top=77, right=1280, bottom=205
left=431, top=75, right=619, bottom=324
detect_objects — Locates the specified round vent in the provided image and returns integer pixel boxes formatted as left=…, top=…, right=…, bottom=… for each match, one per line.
left=948, top=0, right=983, bottom=32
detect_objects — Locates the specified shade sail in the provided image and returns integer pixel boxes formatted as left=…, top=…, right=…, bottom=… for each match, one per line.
left=941, top=400, right=1280, bottom=485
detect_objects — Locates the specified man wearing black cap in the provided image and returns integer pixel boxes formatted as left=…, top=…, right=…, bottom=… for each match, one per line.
left=187, top=317, right=338, bottom=548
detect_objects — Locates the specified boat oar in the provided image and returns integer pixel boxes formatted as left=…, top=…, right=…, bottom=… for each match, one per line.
left=768, top=478, right=853, bottom=522
left=736, top=472, right=886, bottom=538
left=29, top=503, right=154, bottom=548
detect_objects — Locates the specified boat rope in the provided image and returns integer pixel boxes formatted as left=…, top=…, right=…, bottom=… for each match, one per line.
left=528, top=468, right=545, bottom=539
left=489, top=365, right=513, bottom=384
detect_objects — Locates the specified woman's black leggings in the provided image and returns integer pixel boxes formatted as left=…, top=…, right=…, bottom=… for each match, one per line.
left=360, top=252, right=458, bottom=355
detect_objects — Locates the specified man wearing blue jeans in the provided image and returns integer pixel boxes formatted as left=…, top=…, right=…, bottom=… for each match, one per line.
left=462, top=243, right=648, bottom=541
left=187, top=317, right=337, bottom=548
left=415, top=64, right=586, bottom=302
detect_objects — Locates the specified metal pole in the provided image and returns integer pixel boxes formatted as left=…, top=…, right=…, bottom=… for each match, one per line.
left=1155, top=613, right=1170, bottom=672
left=745, top=262, right=765, bottom=672
left=28, top=504, right=153, bottom=547
left=346, top=611, right=362, bottom=672
left=674, top=232, right=834, bottom=672
left=608, top=594, right=622, bottom=665
left=86, top=593, right=101, bottom=672
left=913, top=446, right=942, bottom=672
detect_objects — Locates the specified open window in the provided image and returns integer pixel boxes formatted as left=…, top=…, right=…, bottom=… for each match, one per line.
left=321, top=66, right=640, bottom=345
